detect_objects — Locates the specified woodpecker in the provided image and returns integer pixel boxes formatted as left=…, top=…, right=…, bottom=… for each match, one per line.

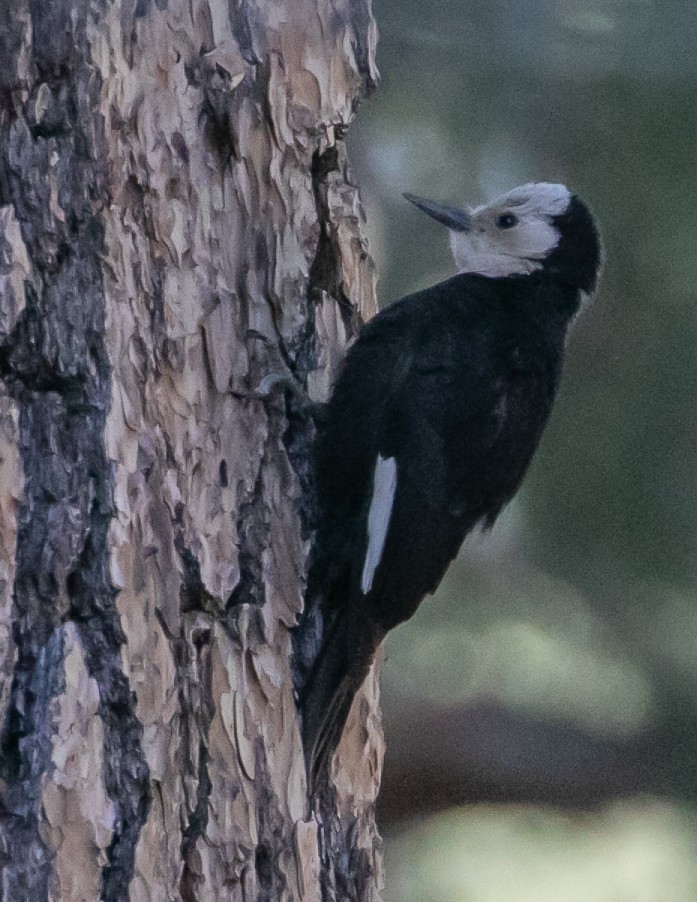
left=298, top=182, right=602, bottom=788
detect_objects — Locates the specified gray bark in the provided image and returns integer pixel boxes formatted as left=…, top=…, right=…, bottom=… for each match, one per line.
left=0, top=1, right=382, bottom=899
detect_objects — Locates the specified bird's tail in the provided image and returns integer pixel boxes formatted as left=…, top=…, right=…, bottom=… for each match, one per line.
left=299, top=602, right=382, bottom=792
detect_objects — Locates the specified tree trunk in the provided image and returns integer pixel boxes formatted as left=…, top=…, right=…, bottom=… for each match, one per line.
left=0, top=1, right=382, bottom=899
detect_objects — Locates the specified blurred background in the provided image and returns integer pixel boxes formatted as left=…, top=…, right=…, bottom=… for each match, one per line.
left=348, top=0, right=697, bottom=898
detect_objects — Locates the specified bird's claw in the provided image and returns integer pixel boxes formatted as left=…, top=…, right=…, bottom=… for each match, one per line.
left=256, top=372, right=293, bottom=398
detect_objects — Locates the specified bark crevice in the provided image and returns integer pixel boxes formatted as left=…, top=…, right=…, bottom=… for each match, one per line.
left=227, top=464, right=269, bottom=610
left=308, top=142, right=363, bottom=340
left=178, top=621, right=214, bottom=902
left=68, top=497, right=152, bottom=902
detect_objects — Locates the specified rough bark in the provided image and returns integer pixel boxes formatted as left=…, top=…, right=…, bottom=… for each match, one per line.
left=0, top=1, right=382, bottom=899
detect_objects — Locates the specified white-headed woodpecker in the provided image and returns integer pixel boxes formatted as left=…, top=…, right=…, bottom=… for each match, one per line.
left=298, top=182, right=602, bottom=787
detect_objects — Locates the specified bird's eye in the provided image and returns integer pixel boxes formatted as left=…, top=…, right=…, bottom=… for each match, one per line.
left=495, top=213, right=518, bottom=230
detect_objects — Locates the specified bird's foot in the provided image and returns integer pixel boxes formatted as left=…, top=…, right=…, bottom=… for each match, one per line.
left=246, top=330, right=326, bottom=424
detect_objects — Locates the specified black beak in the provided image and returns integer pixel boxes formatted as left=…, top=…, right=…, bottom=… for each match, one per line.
left=403, top=192, right=471, bottom=232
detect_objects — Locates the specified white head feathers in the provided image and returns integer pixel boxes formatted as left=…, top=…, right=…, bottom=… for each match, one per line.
left=447, top=183, right=572, bottom=278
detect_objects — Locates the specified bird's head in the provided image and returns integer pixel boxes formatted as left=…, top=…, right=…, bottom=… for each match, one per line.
left=404, top=182, right=601, bottom=293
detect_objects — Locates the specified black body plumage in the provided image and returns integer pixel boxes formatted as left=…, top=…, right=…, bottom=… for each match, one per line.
left=297, top=186, right=601, bottom=787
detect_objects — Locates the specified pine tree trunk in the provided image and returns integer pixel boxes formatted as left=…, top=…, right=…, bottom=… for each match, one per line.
left=0, top=1, right=382, bottom=898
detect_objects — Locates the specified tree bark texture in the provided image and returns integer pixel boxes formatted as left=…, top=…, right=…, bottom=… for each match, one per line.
left=0, top=1, right=381, bottom=899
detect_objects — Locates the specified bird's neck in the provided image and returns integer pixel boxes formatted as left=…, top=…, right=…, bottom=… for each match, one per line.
left=499, top=270, right=583, bottom=324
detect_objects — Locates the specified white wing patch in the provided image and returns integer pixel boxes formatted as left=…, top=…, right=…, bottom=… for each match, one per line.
left=361, top=454, right=397, bottom=595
